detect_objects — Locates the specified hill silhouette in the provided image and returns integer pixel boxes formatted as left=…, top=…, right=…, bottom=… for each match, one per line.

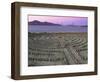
left=28, top=20, right=62, bottom=26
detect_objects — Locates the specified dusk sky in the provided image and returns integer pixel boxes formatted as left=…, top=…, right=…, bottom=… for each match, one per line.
left=28, top=15, right=88, bottom=26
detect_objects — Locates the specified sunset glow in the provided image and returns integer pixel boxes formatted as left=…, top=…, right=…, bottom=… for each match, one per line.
left=28, top=15, right=88, bottom=25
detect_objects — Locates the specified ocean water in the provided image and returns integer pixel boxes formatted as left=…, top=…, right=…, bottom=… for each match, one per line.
left=28, top=25, right=87, bottom=33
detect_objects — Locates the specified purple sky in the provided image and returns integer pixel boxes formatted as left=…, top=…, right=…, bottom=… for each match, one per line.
left=28, top=15, right=88, bottom=26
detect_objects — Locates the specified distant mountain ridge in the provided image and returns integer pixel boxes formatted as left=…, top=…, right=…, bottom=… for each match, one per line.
left=28, top=20, right=62, bottom=26
left=28, top=20, right=87, bottom=27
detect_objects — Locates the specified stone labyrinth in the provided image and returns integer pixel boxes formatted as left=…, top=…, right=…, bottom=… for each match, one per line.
left=28, top=33, right=87, bottom=66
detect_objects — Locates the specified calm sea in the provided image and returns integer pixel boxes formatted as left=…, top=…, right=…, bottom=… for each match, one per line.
left=28, top=25, right=87, bottom=33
